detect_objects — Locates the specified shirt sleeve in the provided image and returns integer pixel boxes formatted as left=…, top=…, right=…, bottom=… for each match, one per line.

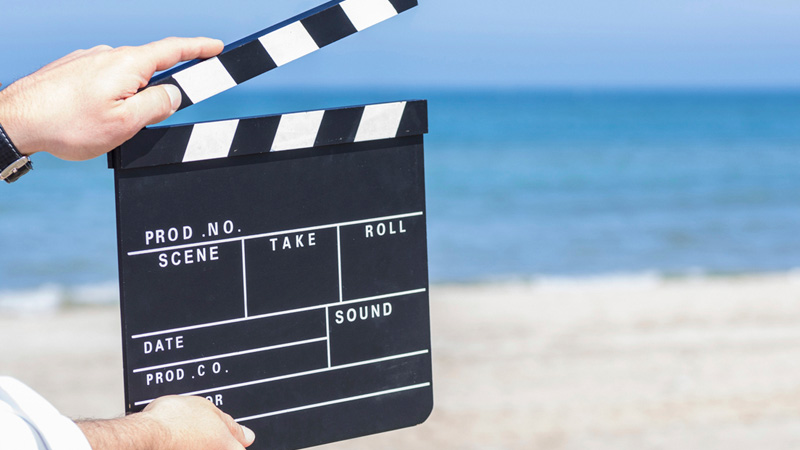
left=0, top=377, right=92, bottom=450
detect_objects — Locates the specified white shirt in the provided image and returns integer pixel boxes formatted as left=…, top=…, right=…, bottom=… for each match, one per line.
left=0, top=377, right=92, bottom=450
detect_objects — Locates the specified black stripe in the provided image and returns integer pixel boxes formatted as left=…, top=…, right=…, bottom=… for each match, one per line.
left=301, top=5, right=358, bottom=48
left=120, top=125, right=195, bottom=169
left=149, top=76, right=193, bottom=111
left=107, top=149, right=117, bottom=169
left=229, top=116, right=282, bottom=157
left=387, top=0, right=418, bottom=13
left=315, top=106, right=365, bottom=147
left=396, top=101, right=428, bottom=137
left=218, top=41, right=277, bottom=85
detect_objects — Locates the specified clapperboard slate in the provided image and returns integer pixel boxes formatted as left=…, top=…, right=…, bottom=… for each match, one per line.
left=108, top=1, right=432, bottom=448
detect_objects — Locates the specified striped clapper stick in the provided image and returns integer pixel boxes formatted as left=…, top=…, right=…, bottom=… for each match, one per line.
left=149, top=0, right=417, bottom=111
left=109, top=101, right=432, bottom=449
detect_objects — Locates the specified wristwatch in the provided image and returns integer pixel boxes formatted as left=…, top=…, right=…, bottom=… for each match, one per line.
left=0, top=123, right=32, bottom=183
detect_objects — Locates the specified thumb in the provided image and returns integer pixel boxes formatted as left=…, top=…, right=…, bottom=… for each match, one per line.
left=220, top=412, right=256, bottom=447
left=125, top=84, right=182, bottom=128
left=238, top=425, right=256, bottom=447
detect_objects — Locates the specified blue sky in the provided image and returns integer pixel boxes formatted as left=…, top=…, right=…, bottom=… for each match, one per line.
left=2, top=0, right=799, bottom=88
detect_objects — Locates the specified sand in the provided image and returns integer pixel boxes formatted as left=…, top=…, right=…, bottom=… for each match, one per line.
left=3, top=273, right=800, bottom=449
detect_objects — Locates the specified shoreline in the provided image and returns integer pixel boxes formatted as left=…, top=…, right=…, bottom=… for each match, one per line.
left=3, top=273, right=800, bottom=448
left=3, top=269, right=800, bottom=313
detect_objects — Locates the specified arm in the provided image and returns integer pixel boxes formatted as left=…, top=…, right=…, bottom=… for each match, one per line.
left=0, top=36, right=223, bottom=161
left=77, top=396, right=255, bottom=450
left=1, top=39, right=254, bottom=448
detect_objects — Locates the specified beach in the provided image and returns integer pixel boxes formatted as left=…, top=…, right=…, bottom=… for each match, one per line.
left=4, top=273, right=800, bottom=449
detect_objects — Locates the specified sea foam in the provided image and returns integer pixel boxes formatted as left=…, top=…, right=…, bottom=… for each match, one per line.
left=0, top=281, right=119, bottom=314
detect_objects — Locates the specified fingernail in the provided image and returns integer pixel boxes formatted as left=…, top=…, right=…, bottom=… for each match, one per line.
left=241, top=425, right=256, bottom=443
left=164, top=84, right=181, bottom=112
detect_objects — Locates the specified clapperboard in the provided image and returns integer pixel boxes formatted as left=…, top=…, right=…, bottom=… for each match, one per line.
left=107, top=0, right=432, bottom=448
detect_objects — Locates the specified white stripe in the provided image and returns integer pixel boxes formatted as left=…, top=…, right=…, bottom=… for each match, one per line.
left=258, top=22, right=320, bottom=67
left=337, top=227, right=343, bottom=302
left=130, top=286, right=426, bottom=339
left=325, top=307, right=331, bottom=368
left=354, top=102, right=406, bottom=142
left=134, top=350, right=430, bottom=406
left=128, top=211, right=424, bottom=257
left=172, top=57, right=237, bottom=104
left=182, top=120, right=239, bottom=163
left=132, top=337, right=327, bottom=373
left=340, top=0, right=398, bottom=31
left=236, top=383, right=431, bottom=422
left=242, top=240, right=248, bottom=317
left=271, top=110, right=325, bottom=151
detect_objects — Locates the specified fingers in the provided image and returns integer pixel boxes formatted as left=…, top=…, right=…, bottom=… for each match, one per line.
left=218, top=410, right=256, bottom=447
left=116, top=37, right=223, bottom=128
left=138, top=37, right=225, bottom=72
left=125, top=84, right=182, bottom=128
left=40, top=45, right=113, bottom=72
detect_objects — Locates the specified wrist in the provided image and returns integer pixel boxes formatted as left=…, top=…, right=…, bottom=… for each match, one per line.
left=0, top=97, right=34, bottom=183
left=135, top=411, right=172, bottom=450
left=0, top=82, right=42, bottom=156
left=77, top=413, right=170, bottom=450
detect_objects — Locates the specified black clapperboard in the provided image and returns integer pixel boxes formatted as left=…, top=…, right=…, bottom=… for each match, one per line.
left=107, top=1, right=432, bottom=448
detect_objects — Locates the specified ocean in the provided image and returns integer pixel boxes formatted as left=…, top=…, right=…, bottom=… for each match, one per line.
left=2, top=89, right=800, bottom=308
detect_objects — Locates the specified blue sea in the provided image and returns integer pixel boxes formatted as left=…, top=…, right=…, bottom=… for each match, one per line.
left=2, top=89, right=800, bottom=306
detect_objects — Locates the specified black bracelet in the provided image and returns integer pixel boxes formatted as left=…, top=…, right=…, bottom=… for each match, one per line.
left=0, top=122, right=33, bottom=183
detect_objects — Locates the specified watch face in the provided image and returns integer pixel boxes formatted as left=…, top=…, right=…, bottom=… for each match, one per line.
left=0, top=157, right=32, bottom=183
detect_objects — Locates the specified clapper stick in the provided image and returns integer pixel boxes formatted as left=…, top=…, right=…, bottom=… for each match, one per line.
left=116, top=100, right=428, bottom=169
left=149, top=0, right=418, bottom=111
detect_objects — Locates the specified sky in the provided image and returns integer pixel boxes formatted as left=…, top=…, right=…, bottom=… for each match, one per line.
left=1, top=0, right=800, bottom=89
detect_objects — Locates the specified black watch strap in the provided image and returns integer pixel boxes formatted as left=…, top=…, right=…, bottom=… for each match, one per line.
left=0, top=123, right=33, bottom=183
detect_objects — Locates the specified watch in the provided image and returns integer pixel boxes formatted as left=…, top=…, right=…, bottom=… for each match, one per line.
left=0, top=122, right=32, bottom=183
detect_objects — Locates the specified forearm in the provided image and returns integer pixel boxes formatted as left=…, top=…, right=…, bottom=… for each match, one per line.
left=75, top=396, right=254, bottom=450
left=77, top=413, right=168, bottom=450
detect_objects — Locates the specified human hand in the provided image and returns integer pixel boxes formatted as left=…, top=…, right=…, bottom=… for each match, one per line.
left=78, top=395, right=255, bottom=450
left=0, top=37, right=223, bottom=161
left=142, top=396, right=256, bottom=450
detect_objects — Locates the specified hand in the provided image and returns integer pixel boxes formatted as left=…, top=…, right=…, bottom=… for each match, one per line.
left=78, top=396, right=256, bottom=450
left=0, top=37, right=223, bottom=161
left=142, top=396, right=256, bottom=450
